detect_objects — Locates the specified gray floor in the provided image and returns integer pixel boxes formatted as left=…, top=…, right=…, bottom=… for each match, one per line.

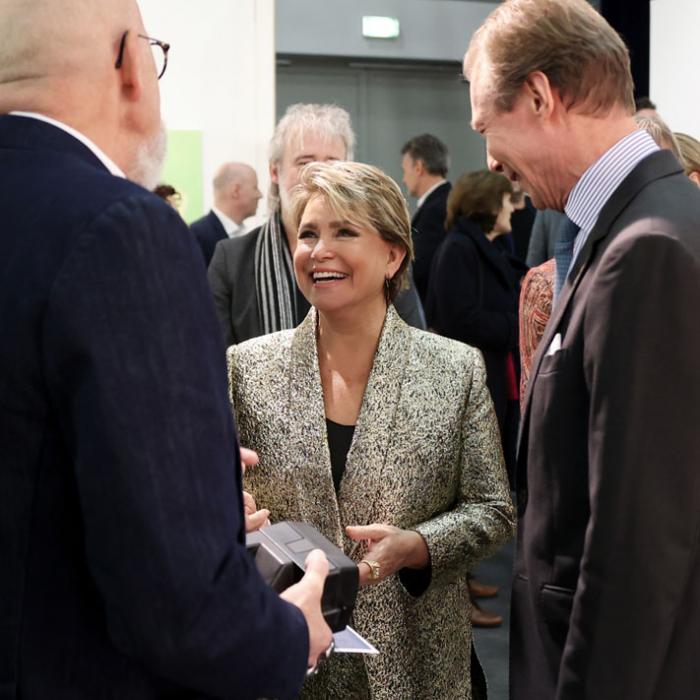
left=472, top=538, right=515, bottom=700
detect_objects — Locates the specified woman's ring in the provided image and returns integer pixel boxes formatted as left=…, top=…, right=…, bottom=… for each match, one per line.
left=361, top=559, right=381, bottom=580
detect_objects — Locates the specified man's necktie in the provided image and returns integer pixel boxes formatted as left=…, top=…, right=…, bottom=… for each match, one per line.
left=553, top=216, right=580, bottom=299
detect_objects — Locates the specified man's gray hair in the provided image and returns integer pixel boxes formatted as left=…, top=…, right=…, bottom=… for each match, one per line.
left=401, top=134, right=450, bottom=177
left=268, top=103, right=356, bottom=211
left=464, top=0, right=635, bottom=116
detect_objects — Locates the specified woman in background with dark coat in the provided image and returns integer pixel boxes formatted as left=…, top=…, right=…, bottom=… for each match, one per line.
left=426, top=170, right=523, bottom=477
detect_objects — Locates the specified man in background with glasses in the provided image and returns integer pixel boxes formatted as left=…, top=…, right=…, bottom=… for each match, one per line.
left=0, top=1, right=331, bottom=698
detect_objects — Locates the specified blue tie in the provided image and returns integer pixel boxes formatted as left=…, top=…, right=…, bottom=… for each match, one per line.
left=554, top=216, right=580, bottom=299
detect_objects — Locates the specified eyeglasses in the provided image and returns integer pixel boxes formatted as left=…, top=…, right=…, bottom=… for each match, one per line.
left=115, top=31, right=170, bottom=80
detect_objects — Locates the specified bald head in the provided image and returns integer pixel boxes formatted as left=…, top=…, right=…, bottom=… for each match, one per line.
left=0, top=0, right=140, bottom=84
left=213, top=162, right=256, bottom=192
left=0, top=0, right=165, bottom=189
left=213, top=162, right=262, bottom=224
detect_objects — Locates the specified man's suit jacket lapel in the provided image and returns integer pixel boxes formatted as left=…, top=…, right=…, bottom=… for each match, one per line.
left=338, top=307, right=412, bottom=533
left=411, top=207, right=421, bottom=228
left=411, top=181, right=449, bottom=227
left=517, top=151, right=684, bottom=470
left=411, top=194, right=428, bottom=228
left=207, top=210, right=227, bottom=241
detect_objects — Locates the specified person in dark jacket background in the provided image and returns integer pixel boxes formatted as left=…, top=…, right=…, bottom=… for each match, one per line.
left=191, top=162, right=262, bottom=266
left=427, top=170, right=523, bottom=476
left=401, top=133, right=452, bottom=304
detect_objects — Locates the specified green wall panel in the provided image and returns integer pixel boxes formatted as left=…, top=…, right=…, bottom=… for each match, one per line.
left=160, top=130, right=204, bottom=224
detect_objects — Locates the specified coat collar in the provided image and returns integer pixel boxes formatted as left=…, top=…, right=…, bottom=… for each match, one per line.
left=0, top=114, right=114, bottom=175
left=416, top=180, right=450, bottom=210
left=453, top=217, right=515, bottom=289
left=517, top=150, right=684, bottom=464
left=412, top=180, right=451, bottom=224
left=287, top=305, right=412, bottom=552
left=208, top=209, right=227, bottom=237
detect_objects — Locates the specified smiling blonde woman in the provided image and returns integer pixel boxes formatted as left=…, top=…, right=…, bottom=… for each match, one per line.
left=228, top=161, right=514, bottom=699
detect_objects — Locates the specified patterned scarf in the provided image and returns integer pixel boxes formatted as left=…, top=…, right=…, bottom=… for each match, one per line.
left=254, top=210, right=298, bottom=335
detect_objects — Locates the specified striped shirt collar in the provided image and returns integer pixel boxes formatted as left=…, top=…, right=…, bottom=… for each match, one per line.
left=565, top=129, right=659, bottom=264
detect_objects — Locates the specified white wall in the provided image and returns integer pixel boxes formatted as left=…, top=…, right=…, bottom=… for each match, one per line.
left=650, top=0, right=700, bottom=136
left=277, top=0, right=497, bottom=62
left=138, top=0, right=275, bottom=220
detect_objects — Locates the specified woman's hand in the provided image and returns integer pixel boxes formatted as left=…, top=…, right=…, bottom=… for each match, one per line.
left=240, top=446, right=269, bottom=532
left=243, top=490, right=270, bottom=533
left=346, top=524, right=429, bottom=586
left=240, top=446, right=259, bottom=475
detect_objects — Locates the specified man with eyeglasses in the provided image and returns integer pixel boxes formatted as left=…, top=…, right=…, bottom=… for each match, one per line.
left=0, top=1, right=331, bottom=698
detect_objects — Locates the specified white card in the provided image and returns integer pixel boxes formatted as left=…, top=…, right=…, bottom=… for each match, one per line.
left=333, top=625, right=379, bottom=655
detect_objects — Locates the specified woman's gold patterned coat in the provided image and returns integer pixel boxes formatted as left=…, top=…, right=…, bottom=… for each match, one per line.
left=228, top=307, right=515, bottom=699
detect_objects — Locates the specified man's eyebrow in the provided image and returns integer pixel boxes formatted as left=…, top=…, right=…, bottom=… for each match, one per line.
left=294, top=154, right=317, bottom=162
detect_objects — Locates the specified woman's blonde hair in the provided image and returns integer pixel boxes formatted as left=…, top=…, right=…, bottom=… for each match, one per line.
left=674, top=132, right=700, bottom=176
left=289, top=161, right=413, bottom=302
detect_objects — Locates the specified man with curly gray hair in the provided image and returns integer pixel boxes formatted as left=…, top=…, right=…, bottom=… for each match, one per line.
left=208, top=103, right=425, bottom=346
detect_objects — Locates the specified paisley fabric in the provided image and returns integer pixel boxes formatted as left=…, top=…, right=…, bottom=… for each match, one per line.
left=228, top=306, right=515, bottom=699
left=518, top=259, right=555, bottom=402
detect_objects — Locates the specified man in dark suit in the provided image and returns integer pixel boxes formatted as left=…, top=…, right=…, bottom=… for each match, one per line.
left=465, top=1, right=700, bottom=698
left=0, top=1, right=332, bottom=698
left=401, top=133, right=452, bottom=303
left=190, top=162, right=262, bottom=266
left=208, top=103, right=426, bottom=346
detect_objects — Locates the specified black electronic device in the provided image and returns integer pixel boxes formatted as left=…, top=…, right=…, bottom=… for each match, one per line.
left=246, top=522, right=359, bottom=633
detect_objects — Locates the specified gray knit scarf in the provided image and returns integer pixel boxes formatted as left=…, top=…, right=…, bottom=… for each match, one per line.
left=254, top=210, right=298, bottom=335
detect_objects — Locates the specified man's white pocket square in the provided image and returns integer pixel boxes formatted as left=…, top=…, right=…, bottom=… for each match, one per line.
left=545, top=333, right=562, bottom=356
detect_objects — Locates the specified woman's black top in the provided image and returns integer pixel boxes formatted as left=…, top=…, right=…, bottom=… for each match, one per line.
left=326, top=418, right=355, bottom=493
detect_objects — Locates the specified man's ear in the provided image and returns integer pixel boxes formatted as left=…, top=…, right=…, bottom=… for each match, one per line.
left=689, top=170, right=700, bottom=188
left=231, top=182, right=241, bottom=199
left=523, top=71, right=555, bottom=118
left=269, top=161, right=280, bottom=185
left=117, top=30, right=145, bottom=103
